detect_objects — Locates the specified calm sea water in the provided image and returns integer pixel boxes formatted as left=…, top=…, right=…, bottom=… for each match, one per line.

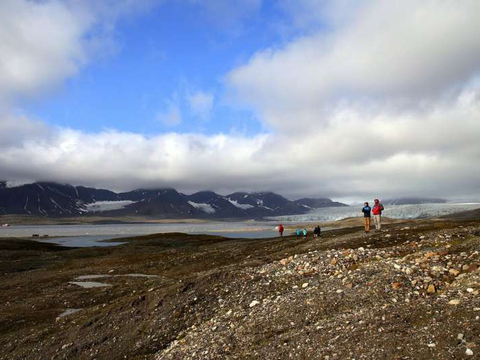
left=0, top=222, right=282, bottom=247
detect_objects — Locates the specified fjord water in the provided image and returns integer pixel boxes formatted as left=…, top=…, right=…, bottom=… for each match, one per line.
left=0, top=222, right=280, bottom=247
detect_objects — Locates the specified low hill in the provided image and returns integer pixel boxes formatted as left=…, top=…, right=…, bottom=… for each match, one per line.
left=445, top=207, right=480, bottom=219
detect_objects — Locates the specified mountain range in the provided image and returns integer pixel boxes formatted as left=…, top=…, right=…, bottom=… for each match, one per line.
left=0, top=181, right=347, bottom=219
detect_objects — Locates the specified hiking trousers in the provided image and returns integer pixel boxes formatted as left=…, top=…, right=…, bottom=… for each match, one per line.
left=374, top=215, right=381, bottom=230
left=364, top=217, right=371, bottom=232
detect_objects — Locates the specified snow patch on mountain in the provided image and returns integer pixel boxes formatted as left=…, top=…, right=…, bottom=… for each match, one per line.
left=260, top=205, right=274, bottom=211
left=50, top=198, right=70, bottom=213
left=227, top=199, right=254, bottom=210
left=188, top=201, right=216, bottom=214
left=85, top=201, right=136, bottom=212
left=5, top=180, right=32, bottom=188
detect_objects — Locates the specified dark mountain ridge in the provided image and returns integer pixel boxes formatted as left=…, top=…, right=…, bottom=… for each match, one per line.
left=0, top=181, right=347, bottom=219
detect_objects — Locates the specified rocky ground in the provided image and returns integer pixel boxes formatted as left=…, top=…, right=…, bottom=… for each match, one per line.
left=1, top=217, right=480, bottom=359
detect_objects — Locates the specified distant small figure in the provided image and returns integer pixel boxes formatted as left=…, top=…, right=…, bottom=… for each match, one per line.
left=362, top=202, right=371, bottom=233
left=278, top=224, right=284, bottom=237
left=313, top=225, right=321, bottom=237
left=302, top=228, right=307, bottom=238
left=296, top=229, right=301, bottom=237
left=372, top=199, right=385, bottom=231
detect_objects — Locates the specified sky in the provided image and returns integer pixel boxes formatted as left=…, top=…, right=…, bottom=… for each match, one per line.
left=1, top=0, right=480, bottom=202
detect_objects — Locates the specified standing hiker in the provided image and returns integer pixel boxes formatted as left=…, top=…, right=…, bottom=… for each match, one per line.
left=362, top=202, right=371, bottom=233
left=296, top=229, right=301, bottom=237
left=372, top=199, right=384, bottom=231
left=278, top=224, right=284, bottom=237
left=302, top=229, right=307, bottom=238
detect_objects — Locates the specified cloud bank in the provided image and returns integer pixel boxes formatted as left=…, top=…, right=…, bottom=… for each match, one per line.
left=1, top=0, right=480, bottom=201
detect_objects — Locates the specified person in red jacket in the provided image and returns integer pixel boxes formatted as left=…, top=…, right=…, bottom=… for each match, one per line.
left=278, top=224, right=284, bottom=237
left=372, top=199, right=385, bottom=231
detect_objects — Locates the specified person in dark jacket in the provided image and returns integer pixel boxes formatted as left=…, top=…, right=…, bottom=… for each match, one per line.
left=362, top=202, right=371, bottom=233
left=372, top=198, right=385, bottom=231
left=313, top=225, right=321, bottom=237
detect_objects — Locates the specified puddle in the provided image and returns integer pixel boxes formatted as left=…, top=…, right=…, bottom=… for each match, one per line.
left=39, top=236, right=127, bottom=248
left=69, top=281, right=112, bottom=288
left=70, top=274, right=158, bottom=289
left=75, top=275, right=112, bottom=280
left=75, top=273, right=158, bottom=280
left=69, top=273, right=158, bottom=288
left=58, top=308, right=82, bottom=318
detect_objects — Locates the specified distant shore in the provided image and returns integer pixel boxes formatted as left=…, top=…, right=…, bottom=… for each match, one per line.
left=0, top=214, right=217, bottom=226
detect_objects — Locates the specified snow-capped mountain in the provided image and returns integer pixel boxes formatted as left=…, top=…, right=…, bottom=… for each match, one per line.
left=0, top=181, right=347, bottom=219
left=0, top=182, right=119, bottom=216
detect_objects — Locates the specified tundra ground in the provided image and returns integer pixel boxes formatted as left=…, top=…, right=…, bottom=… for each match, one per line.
left=1, top=217, right=480, bottom=359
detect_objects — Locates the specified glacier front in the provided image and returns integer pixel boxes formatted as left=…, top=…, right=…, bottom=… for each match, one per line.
left=270, top=203, right=480, bottom=222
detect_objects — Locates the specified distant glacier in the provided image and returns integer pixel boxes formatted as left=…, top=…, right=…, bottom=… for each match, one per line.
left=270, top=203, right=480, bottom=222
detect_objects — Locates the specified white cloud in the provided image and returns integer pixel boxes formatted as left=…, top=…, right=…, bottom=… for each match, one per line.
left=156, top=100, right=182, bottom=126
left=0, top=0, right=88, bottom=104
left=0, top=124, right=271, bottom=193
left=228, top=0, right=480, bottom=131
left=187, top=91, right=214, bottom=120
left=0, top=0, right=156, bottom=105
